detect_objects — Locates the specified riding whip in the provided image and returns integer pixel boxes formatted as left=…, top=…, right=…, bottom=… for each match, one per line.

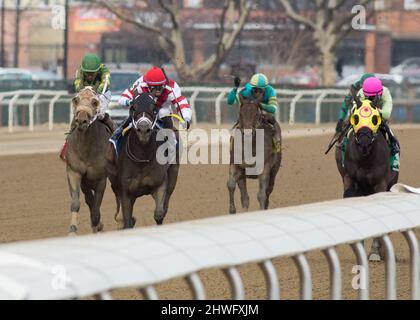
left=160, top=67, right=186, bottom=124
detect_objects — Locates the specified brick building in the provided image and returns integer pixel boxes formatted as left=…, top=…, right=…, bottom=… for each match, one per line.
left=1, top=0, right=419, bottom=82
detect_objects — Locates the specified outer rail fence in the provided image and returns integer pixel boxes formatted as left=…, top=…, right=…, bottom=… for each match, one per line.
left=1, top=88, right=420, bottom=133
left=0, top=184, right=419, bottom=300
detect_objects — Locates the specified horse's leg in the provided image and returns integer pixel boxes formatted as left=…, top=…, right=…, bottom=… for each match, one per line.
left=90, top=178, right=106, bottom=233
left=67, top=169, right=82, bottom=235
left=164, top=164, right=180, bottom=214
left=343, top=175, right=355, bottom=198
left=368, top=181, right=389, bottom=262
left=80, top=180, right=94, bottom=212
left=153, top=181, right=168, bottom=225
left=227, top=164, right=238, bottom=214
left=121, top=193, right=136, bottom=229
left=257, top=165, right=271, bottom=210
left=237, top=173, right=249, bottom=211
left=266, top=155, right=281, bottom=209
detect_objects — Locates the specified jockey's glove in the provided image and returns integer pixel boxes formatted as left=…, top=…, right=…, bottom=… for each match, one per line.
left=234, top=76, right=241, bottom=88
left=182, top=118, right=191, bottom=130
left=125, top=99, right=133, bottom=107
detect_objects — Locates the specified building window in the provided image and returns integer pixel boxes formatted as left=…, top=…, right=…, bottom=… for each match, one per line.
left=184, top=0, right=203, bottom=8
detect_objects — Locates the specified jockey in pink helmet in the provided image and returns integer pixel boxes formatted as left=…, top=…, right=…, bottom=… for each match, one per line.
left=356, top=76, right=400, bottom=172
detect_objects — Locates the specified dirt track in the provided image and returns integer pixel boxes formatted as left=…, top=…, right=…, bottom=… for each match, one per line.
left=1, top=126, right=420, bottom=300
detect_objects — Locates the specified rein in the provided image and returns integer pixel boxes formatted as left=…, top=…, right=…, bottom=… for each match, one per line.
left=125, top=113, right=159, bottom=163
left=354, top=130, right=377, bottom=146
left=125, top=130, right=154, bottom=163
left=238, top=103, right=263, bottom=132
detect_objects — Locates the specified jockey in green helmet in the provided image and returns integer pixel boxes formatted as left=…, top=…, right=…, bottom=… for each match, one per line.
left=227, top=73, right=281, bottom=151
left=59, top=53, right=115, bottom=162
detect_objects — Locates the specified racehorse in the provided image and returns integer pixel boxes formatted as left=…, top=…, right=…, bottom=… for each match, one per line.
left=227, top=96, right=282, bottom=213
left=109, top=93, right=180, bottom=228
left=335, top=98, right=399, bottom=261
left=65, top=87, right=114, bottom=235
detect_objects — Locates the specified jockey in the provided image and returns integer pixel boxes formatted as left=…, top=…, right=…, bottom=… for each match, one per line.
left=356, top=77, right=400, bottom=172
left=227, top=73, right=281, bottom=150
left=60, top=53, right=115, bottom=161
left=335, top=73, right=375, bottom=133
left=110, top=66, right=192, bottom=153
left=73, top=53, right=114, bottom=130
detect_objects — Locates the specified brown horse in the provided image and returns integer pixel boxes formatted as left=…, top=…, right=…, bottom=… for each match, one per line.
left=227, top=96, right=282, bottom=213
left=335, top=99, right=399, bottom=261
left=65, top=87, right=113, bottom=235
left=109, top=93, right=180, bottom=229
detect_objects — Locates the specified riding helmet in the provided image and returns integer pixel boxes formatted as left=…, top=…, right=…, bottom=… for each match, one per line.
left=81, top=53, right=101, bottom=73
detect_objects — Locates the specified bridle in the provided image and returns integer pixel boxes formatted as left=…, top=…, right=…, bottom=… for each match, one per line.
left=125, top=110, right=159, bottom=163
left=131, top=112, right=158, bottom=131
left=354, top=128, right=377, bottom=147
left=238, top=100, right=263, bottom=132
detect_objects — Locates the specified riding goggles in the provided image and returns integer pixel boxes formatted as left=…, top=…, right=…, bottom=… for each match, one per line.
left=149, top=85, right=165, bottom=93
left=252, top=87, right=265, bottom=95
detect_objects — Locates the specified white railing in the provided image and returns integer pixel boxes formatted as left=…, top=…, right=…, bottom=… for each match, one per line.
left=1, top=88, right=420, bottom=133
left=0, top=184, right=419, bottom=300
left=0, top=90, right=71, bottom=133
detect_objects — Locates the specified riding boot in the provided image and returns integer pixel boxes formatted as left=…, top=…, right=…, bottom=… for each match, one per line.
left=263, top=113, right=282, bottom=153
left=59, top=117, right=77, bottom=162
left=100, top=113, right=116, bottom=133
left=381, top=122, right=400, bottom=172
left=110, top=116, right=131, bottom=143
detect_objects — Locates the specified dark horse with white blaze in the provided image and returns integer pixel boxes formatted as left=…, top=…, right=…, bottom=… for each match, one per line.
left=65, top=87, right=114, bottom=235
left=335, top=98, right=399, bottom=261
left=228, top=96, right=282, bottom=213
left=108, top=93, right=180, bottom=228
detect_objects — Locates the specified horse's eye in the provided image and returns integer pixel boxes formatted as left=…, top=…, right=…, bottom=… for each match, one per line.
left=353, top=115, right=359, bottom=126
left=372, top=115, right=378, bottom=126
left=92, top=99, right=99, bottom=108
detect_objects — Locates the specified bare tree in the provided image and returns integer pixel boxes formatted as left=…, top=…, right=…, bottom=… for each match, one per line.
left=278, top=0, right=375, bottom=86
left=89, top=0, right=253, bottom=82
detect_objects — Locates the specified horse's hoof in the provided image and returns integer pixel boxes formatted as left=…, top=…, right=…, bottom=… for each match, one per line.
left=229, top=209, right=237, bottom=215
left=369, top=253, right=382, bottom=262
left=115, top=218, right=124, bottom=229
left=92, top=222, right=104, bottom=233
left=68, top=225, right=77, bottom=236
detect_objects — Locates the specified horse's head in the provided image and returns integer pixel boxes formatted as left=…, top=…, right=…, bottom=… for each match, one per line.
left=72, top=87, right=99, bottom=132
left=350, top=100, right=382, bottom=157
left=238, top=95, right=262, bottom=136
left=131, top=93, right=158, bottom=144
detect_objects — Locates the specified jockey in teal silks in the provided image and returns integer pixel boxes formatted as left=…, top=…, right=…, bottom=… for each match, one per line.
left=226, top=73, right=281, bottom=151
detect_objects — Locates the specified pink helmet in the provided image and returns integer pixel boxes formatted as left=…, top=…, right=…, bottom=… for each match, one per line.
left=363, top=77, right=383, bottom=97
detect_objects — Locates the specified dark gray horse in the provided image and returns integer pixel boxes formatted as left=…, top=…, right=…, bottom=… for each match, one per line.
left=65, top=87, right=114, bottom=235
left=227, top=96, right=282, bottom=213
left=109, top=93, right=180, bottom=229
left=335, top=99, right=399, bottom=261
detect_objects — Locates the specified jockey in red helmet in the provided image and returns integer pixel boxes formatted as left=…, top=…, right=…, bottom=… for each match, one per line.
left=109, top=66, right=192, bottom=157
